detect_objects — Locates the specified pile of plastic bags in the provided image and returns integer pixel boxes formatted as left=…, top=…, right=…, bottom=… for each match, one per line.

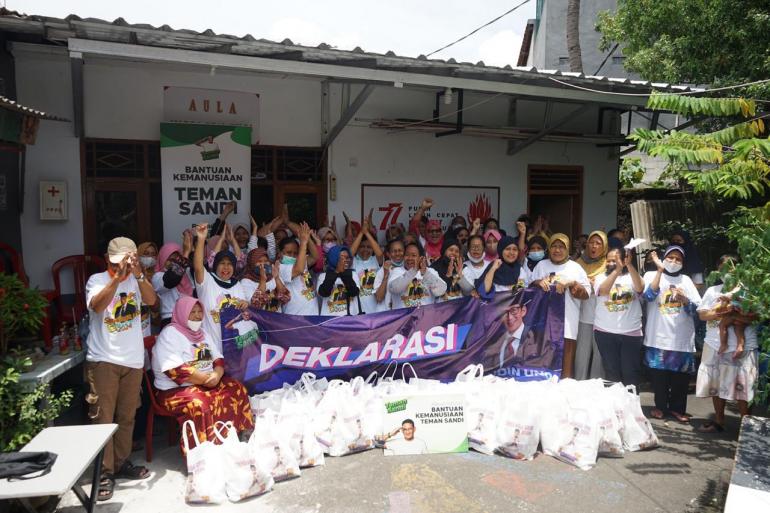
left=184, top=364, right=659, bottom=503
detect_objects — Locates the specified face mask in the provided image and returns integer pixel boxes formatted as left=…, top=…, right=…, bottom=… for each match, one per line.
left=391, top=259, right=404, bottom=268
left=605, top=264, right=618, bottom=274
left=528, top=251, right=545, bottom=262
left=467, top=253, right=484, bottom=264
left=187, top=319, right=202, bottom=331
left=664, top=261, right=683, bottom=274
left=281, top=255, right=297, bottom=265
left=322, top=241, right=335, bottom=253
left=139, top=256, right=156, bottom=268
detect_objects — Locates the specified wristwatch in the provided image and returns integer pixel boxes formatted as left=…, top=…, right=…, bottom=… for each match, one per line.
left=136, top=273, right=146, bottom=283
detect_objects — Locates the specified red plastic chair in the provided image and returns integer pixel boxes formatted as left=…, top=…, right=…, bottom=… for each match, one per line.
left=0, top=242, right=57, bottom=349
left=143, top=335, right=183, bottom=462
left=50, top=254, right=106, bottom=327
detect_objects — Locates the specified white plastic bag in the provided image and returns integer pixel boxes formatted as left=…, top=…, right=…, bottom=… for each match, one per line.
left=551, top=408, right=602, bottom=470
left=496, top=383, right=541, bottom=460
left=213, top=421, right=273, bottom=502
left=279, top=390, right=325, bottom=468
left=182, top=420, right=227, bottom=504
left=618, top=385, right=659, bottom=451
left=249, top=411, right=301, bottom=482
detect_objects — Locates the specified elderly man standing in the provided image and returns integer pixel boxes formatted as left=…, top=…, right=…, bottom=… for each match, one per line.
left=84, top=237, right=158, bottom=501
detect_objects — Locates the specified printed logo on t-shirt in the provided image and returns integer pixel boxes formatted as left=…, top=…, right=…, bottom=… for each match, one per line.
left=191, top=342, right=214, bottom=372
left=402, top=279, right=428, bottom=307
left=604, top=285, right=634, bottom=312
left=359, top=269, right=376, bottom=296
left=659, top=289, right=684, bottom=315
left=300, top=271, right=316, bottom=301
left=106, top=291, right=139, bottom=333
left=210, top=294, right=242, bottom=324
left=264, top=291, right=282, bottom=313
left=327, top=284, right=350, bottom=313
left=443, top=279, right=463, bottom=300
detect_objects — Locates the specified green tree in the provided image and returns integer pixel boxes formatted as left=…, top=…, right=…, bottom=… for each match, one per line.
left=597, top=0, right=770, bottom=96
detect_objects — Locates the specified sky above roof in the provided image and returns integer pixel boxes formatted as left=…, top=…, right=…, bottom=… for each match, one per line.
left=10, top=0, right=536, bottom=67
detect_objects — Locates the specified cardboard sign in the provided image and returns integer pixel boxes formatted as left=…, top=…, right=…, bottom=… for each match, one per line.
left=379, top=393, right=467, bottom=456
left=361, top=184, right=500, bottom=235
left=160, top=123, right=251, bottom=240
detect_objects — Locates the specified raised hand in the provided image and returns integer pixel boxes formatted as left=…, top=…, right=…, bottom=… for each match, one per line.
left=419, top=256, right=428, bottom=274
left=472, top=218, right=481, bottom=232
left=281, top=203, right=290, bottom=223
left=491, top=258, right=503, bottom=271
left=298, top=222, right=311, bottom=244
left=223, top=200, right=236, bottom=216
left=421, top=198, right=434, bottom=210
left=516, top=221, right=527, bottom=235
left=383, top=260, right=393, bottom=273
left=250, top=215, right=258, bottom=235
left=651, top=251, right=665, bottom=272
left=182, top=229, right=193, bottom=255
left=194, top=222, right=209, bottom=239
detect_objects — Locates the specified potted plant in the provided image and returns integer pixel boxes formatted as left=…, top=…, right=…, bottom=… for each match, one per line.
left=0, top=274, right=47, bottom=356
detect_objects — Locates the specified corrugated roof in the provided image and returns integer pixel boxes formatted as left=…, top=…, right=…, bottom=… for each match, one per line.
left=0, top=95, right=69, bottom=121
left=0, top=8, right=700, bottom=97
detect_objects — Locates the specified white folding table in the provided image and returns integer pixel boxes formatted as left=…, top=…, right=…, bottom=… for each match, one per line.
left=0, top=424, right=117, bottom=513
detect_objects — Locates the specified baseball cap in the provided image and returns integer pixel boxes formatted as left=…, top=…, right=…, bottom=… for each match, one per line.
left=107, top=237, right=137, bottom=264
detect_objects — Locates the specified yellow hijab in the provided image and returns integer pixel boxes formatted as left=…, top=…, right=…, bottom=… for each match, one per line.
left=576, top=230, right=608, bottom=278
left=548, top=233, right=571, bottom=264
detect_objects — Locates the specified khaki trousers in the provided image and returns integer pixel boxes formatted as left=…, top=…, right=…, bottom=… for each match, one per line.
left=85, top=361, right=143, bottom=475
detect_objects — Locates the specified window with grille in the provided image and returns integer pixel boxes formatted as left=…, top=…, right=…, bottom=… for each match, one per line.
left=528, top=168, right=582, bottom=194
left=84, top=141, right=160, bottom=178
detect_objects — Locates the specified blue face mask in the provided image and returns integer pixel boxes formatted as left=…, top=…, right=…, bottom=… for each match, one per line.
left=529, top=250, right=545, bottom=262
left=281, top=255, right=297, bottom=265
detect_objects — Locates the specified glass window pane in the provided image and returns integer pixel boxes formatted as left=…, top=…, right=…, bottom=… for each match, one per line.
left=95, top=190, right=139, bottom=254
left=86, top=142, right=145, bottom=178
left=277, top=149, right=323, bottom=182
left=250, top=185, right=274, bottom=225
left=285, top=192, right=317, bottom=228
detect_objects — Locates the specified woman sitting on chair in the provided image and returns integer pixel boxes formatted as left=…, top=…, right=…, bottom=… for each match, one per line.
left=151, top=296, right=253, bottom=451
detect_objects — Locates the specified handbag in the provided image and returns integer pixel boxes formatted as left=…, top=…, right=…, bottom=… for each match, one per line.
left=0, top=451, right=57, bottom=480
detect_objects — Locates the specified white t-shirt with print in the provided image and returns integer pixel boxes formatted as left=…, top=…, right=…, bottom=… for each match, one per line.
left=317, top=272, right=362, bottom=316
left=697, top=284, right=758, bottom=352
left=195, top=271, right=249, bottom=355
left=388, top=267, right=444, bottom=310
left=531, top=259, right=590, bottom=340
left=151, top=272, right=181, bottom=321
left=240, top=277, right=277, bottom=300
left=642, top=271, right=701, bottom=352
left=151, top=325, right=223, bottom=391
left=279, top=263, right=319, bottom=315
left=593, top=273, right=643, bottom=334
left=353, top=256, right=380, bottom=315
left=371, top=267, right=393, bottom=312
left=85, top=272, right=145, bottom=369
left=462, top=261, right=489, bottom=286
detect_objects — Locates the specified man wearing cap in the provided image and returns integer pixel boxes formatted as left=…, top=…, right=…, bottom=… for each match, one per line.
left=84, top=236, right=157, bottom=500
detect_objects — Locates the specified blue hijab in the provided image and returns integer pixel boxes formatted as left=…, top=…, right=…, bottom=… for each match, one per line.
left=475, top=235, right=521, bottom=299
left=325, top=245, right=352, bottom=273
left=211, top=250, right=238, bottom=289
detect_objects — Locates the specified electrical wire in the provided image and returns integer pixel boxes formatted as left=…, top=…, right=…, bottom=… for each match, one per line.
left=547, top=76, right=770, bottom=98
left=426, top=0, right=533, bottom=58
left=384, top=92, right=505, bottom=133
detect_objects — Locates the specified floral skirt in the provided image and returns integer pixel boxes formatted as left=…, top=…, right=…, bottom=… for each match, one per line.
left=695, top=345, right=758, bottom=402
left=157, top=376, right=254, bottom=453
left=644, top=346, right=696, bottom=374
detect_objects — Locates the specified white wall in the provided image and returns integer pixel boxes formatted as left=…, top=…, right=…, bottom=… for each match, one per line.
left=13, top=46, right=83, bottom=289
left=13, top=44, right=618, bottom=287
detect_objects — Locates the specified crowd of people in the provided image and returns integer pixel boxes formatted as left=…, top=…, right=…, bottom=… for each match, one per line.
left=83, top=198, right=759, bottom=500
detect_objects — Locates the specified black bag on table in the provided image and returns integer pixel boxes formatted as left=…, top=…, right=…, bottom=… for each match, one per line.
left=0, top=451, right=57, bottom=480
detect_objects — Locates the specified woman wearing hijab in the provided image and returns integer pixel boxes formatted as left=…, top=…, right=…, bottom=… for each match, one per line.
left=135, top=242, right=160, bottom=337
left=593, top=246, right=645, bottom=388
left=372, top=238, right=406, bottom=311
left=423, top=219, right=444, bottom=262
left=317, top=245, right=361, bottom=315
left=232, top=223, right=251, bottom=252
left=669, top=230, right=705, bottom=288
left=153, top=234, right=195, bottom=328
left=151, top=296, right=254, bottom=453
left=574, top=231, right=609, bottom=380
left=192, top=223, right=251, bottom=355
left=524, top=235, right=548, bottom=273
left=241, top=248, right=290, bottom=312
left=531, top=233, right=591, bottom=379
left=475, top=236, right=528, bottom=300
left=642, top=246, right=701, bottom=422
left=462, top=235, right=490, bottom=295
left=483, top=229, right=502, bottom=263
left=431, top=239, right=473, bottom=302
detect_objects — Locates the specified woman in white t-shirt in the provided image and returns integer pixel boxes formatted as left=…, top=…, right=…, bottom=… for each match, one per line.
left=152, top=236, right=194, bottom=327
left=476, top=236, right=528, bottom=300
left=642, top=246, right=701, bottom=422
left=151, top=296, right=253, bottom=453
left=388, top=242, right=447, bottom=309
left=531, top=233, right=590, bottom=379
left=463, top=235, right=489, bottom=298
left=372, top=238, right=406, bottom=312
left=432, top=239, right=474, bottom=302
left=593, top=247, right=645, bottom=388
left=192, top=223, right=251, bottom=355
left=317, top=245, right=361, bottom=316
left=350, top=216, right=384, bottom=314
left=695, top=255, right=759, bottom=433
left=241, top=248, right=290, bottom=313
left=277, top=223, right=320, bottom=316
left=574, top=230, right=609, bottom=381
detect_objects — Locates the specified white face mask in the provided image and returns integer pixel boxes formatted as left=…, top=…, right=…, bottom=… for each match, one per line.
left=187, top=319, right=203, bottom=331
left=140, top=256, right=157, bottom=268
left=467, top=253, right=484, bottom=264
left=663, top=261, right=683, bottom=274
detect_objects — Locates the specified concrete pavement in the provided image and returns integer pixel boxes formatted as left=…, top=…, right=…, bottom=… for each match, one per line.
left=53, top=392, right=744, bottom=513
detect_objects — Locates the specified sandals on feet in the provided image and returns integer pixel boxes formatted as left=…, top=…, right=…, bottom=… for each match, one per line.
left=697, top=421, right=725, bottom=433
left=650, top=408, right=664, bottom=419
left=97, top=475, right=114, bottom=502
left=671, top=411, right=691, bottom=423
left=114, top=461, right=151, bottom=481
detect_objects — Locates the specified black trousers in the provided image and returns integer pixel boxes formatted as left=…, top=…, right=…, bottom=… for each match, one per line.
left=649, top=368, right=690, bottom=414
left=594, top=330, right=643, bottom=389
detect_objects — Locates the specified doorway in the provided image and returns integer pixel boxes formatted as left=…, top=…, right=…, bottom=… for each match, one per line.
left=527, top=166, right=583, bottom=241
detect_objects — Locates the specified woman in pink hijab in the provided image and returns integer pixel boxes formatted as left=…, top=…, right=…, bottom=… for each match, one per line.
left=151, top=296, right=254, bottom=452
left=424, top=219, right=445, bottom=261
left=153, top=238, right=194, bottom=327
left=483, top=229, right=502, bottom=263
